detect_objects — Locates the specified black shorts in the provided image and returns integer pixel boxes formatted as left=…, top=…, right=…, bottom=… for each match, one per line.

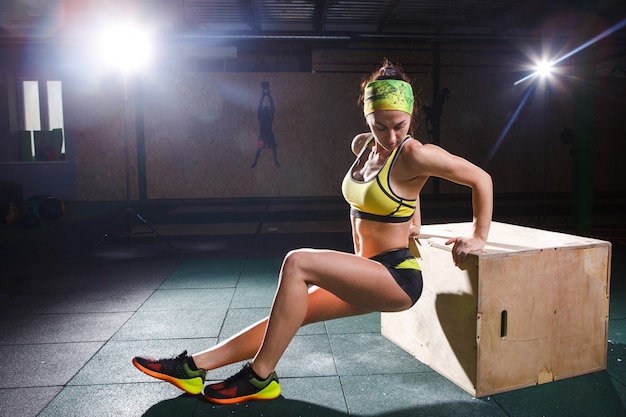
left=370, top=248, right=423, bottom=306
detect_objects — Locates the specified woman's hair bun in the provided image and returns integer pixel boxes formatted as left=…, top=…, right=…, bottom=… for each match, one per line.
left=376, top=65, right=401, bottom=80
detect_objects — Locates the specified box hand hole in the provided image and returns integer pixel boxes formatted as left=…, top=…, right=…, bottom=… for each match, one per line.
left=501, top=310, right=508, bottom=338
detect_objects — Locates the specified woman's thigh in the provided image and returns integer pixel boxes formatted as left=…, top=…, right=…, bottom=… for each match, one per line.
left=283, top=249, right=413, bottom=313
left=302, top=286, right=370, bottom=325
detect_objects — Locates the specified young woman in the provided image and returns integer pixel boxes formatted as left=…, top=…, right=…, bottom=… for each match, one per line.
left=133, top=59, right=493, bottom=404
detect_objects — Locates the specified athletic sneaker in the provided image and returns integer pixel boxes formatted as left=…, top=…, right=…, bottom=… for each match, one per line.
left=203, top=362, right=281, bottom=404
left=132, top=350, right=206, bottom=395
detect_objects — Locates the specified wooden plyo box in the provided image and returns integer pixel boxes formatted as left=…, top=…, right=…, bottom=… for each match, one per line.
left=381, top=222, right=611, bottom=397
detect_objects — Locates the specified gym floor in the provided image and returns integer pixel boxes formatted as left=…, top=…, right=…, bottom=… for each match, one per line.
left=1, top=196, right=624, bottom=417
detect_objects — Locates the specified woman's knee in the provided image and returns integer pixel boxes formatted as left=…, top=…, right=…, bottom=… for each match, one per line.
left=281, top=249, right=317, bottom=278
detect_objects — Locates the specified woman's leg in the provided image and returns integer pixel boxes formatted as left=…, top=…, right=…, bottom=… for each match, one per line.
left=192, top=284, right=369, bottom=370
left=194, top=248, right=412, bottom=377
left=251, top=248, right=412, bottom=378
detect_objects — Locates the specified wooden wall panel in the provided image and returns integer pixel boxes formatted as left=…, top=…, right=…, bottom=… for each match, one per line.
left=61, top=44, right=626, bottom=201
left=141, top=72, right=364, bottom=198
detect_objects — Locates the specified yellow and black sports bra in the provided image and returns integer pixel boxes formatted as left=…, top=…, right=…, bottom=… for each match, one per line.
left=341, top=136, right=416, bottom=223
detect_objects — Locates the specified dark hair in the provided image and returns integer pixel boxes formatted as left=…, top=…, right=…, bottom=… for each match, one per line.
left=358, top=58, right=417, bottom=135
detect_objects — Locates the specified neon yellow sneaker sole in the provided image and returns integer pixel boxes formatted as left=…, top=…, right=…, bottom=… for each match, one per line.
left=203, top=362, right=281, bottom=404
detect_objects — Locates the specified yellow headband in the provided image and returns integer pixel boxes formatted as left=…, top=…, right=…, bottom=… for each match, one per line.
left=363, top=79, right=414, bottom=116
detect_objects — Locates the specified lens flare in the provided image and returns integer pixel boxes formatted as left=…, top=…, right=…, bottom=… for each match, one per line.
left=514, top=17, right=626, bottom=85
left=484, top=83, right=536, bottom=165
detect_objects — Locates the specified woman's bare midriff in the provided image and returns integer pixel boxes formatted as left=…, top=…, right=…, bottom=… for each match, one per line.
left=351, top=216, right=413, bottom=258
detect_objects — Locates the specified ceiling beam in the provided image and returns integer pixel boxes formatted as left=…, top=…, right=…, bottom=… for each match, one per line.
left=502, top=0, right=552, bottom=28
left=315, top=0, right=331, bottom=32
left=156, top=0, right=190, bottom=33
left=451, top=0, right=478, bottom=14
left=245, top=0, right=261, bottom=31
left=377, top=0, right=402, bottom=33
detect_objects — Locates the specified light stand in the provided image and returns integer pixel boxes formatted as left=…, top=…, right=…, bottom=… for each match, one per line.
left=542, top=85, right=549, bottom=223
left=517, top=58, right=554, bottom=227
left=529, top=83, right=550, bottom=227
left=91, top=75, right=171, bottom=252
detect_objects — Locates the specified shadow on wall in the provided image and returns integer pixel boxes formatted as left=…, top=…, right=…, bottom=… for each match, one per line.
left=251, top=80, right=281, bottom=168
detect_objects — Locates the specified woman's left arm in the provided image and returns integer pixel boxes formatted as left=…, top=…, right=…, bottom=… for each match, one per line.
left=445, top=167, right=492, bottom=266
left=407, top=143, right=493, bottom=266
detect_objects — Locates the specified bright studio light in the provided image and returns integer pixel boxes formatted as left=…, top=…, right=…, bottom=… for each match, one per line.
left=98, top=23, right=153, bottom=74
left=534, top=60, right=554, bottom=78
left=513, top=58, right=556, bottom=86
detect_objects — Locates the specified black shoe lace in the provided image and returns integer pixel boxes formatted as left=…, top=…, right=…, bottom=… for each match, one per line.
left=222, top=363, right=252, bottom=386
left=174, top=350, right=189, bottom=361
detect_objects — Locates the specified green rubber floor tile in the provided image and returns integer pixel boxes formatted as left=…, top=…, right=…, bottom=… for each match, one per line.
left=330, top=332, right=430, bottom=376
left=69, top=338, right=216, bottom=386
left=0, top=342, right=102, bottom=388
left=113, top=309, right=227, bottom=340
left=0, top=312, right=132, bottom=344
left=38, top=383, right=197, bottom=417
left=217, top=307, right=326, bottom=338
left=607, top=340, right=626, bottom=387
left=159, top=259, right=245, bottom=289
left=325, top=312, right=381, bottom=334
left=81, top=258, right=179, bottom=292
left=47, top=289, right=154, bottom=313
left=237, top=272, right=280, bottom=287
left=0, top=291, right=70, bottom=315
left=609, top=318, right=626, bottom=344
left=0, top=313, right=39, bottom=342
left=279, top=334, right=337, bottom=377
left=194, top=395, right=349, bottom=417
left=493, top=372, right=626, bottom=417
left=610, top=290, right=626, bottom=321
left=280, top=376, right=348, bottom=412
left=238, top=258, right=283, bottom=286
left=231, top=283, right=277, bottom=308
left=138, top=288, right=234, bottom=312
left=205, top=334, right=337, bottom=382
left=171, top=259, right=244, bottom=275
left=218, top=307, right=269, bottom=339
left=341, top=372, right=507, bottom=417
left=5, top=268, right=88, bottom=294
left=609, top=245, right=626, bottom=320
left=0, top=386, right=62, bottom=417
left=297, top=321, right=327, bottom=335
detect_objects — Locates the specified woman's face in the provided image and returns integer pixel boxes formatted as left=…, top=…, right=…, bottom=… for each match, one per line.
left=366, top=110, right=411, bottom=151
